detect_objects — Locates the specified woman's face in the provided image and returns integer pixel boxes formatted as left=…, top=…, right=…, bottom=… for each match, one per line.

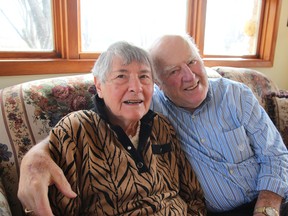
left=95, top=57, right=154, bottom=129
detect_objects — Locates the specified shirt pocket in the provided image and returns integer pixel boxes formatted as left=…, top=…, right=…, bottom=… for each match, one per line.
left=222, top=125, right=254, bottom=164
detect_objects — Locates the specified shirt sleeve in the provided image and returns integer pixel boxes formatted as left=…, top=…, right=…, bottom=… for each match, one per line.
left=238, top=84, right=288, bottom=200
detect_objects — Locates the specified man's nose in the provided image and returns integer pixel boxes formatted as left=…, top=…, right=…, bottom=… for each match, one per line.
left=181, top=64, right=195, bottom=80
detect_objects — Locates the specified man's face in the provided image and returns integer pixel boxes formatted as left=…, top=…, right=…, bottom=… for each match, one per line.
left=95, top=57, right=154, bottom=128
left=154, top=36, right=209, bottom=112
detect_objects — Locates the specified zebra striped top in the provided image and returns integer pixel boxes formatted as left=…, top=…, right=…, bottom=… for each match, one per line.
left=48, top=95, right=206, bottom=215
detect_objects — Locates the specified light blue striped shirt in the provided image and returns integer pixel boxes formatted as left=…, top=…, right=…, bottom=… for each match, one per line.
left=151, top=78, right=288, bottom=212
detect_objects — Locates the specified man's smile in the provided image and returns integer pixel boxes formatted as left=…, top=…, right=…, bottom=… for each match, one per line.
left=184, top=81, right=199, bottom=91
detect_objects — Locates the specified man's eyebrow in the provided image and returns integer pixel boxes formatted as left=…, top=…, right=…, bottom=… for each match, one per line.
left=163, top=65, right=177, bottom=72
left=188, top=56, right=198, bottom=61
left=162, top=56, right=197, bottom=72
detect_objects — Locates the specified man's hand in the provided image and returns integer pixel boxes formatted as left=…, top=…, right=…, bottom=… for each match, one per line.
left=254, top=190, right=282, bottom=216
left=17, top=137, right=77, bottom=216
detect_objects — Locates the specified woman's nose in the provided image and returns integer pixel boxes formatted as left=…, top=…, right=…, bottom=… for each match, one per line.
left=128, top=76, right=142, bottom=93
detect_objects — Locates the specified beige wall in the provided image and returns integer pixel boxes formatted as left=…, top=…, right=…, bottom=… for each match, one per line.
left=1, top=1, right=288, bottom=90
left=0, top=73, right=82, bottom=89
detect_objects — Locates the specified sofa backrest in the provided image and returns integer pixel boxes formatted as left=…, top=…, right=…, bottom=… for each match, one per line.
left=212, top=66, right=279, bottom=110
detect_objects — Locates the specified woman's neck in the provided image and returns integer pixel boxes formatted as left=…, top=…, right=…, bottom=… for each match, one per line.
left=124, top=121, right=139, bottom=137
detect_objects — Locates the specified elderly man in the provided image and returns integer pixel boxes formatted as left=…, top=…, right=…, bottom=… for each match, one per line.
left=18, top=35, right=288, bottom=216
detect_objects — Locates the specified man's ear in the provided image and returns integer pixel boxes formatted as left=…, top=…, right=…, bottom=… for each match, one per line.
left=94, top=77, right=103, bottom=98
left=154, top=78, right=163, bottom=90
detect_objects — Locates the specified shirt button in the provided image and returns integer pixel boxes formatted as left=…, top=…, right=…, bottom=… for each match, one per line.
left=137, top=162, right=144, bottom=168
left=127, top=146, right=132, bottom=150
left=200, top=138, right=205, bottom=143
left=238, top=144, right=245, bottom=151
left=229, top=169, right=234, bottom=174
left=192, top=115, right=195, bottom=119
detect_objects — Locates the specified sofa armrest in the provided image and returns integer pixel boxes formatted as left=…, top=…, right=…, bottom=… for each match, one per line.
left=266, top=90, right=288, bottom=148
left=0, top=73, right=95, bottom=215
left=0, top=177, right=12, bottom=216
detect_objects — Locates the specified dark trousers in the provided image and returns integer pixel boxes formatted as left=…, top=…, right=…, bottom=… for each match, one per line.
left=207, top=200, right=288, bottom=216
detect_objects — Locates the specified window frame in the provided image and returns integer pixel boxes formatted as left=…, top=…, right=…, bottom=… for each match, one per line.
left=0, top=0, right=281, bottom=76
left=188, top=0, right=281, bottom=67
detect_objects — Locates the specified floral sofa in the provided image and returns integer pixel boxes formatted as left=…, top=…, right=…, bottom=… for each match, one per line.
left=0, top=66, right=287, bottom=215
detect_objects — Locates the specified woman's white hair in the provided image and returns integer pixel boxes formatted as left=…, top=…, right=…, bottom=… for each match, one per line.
left=91, top=41, right=154, bottom=83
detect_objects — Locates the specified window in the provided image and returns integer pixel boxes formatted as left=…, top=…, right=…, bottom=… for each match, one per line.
left=0, top=0, right=53, bottom=52
left=80, top=0, right=187, bottom=52
left=0, top=0, right=282, bottom=75
left=188, top=0, right=281, bottom=67
left=204, top=0, right=262, bottom=56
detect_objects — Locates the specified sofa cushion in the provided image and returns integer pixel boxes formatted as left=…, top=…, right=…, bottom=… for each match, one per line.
left=266, top=90, right=288, bottom=148
left=206, top=67, right=222, bottom=78
left=212, top=66, right=279, bottom=110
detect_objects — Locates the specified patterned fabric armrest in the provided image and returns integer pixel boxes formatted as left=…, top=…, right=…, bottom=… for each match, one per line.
left=0, top=177, right=12, bottom=216
left=0, top=73, right=95, bottom=215
left=266, top=90, right=288, bottom=148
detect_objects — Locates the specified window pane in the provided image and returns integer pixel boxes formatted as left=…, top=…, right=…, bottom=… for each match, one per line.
left=80, top=0, right=187, bottom=52
left=0, top=0, right=54, bottom=51
left=204, top=0, right=262, bottom=56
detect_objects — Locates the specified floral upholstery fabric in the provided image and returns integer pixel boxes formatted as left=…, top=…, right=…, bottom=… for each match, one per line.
left=0, top=178, right=12, bottom=216
left=212, top=66, right=279, bottom=110
left=266, top=90, right=288, bottom=147
left=0, top=74, right=95, bottom=215
left=0, top=67, right=287, bottom=215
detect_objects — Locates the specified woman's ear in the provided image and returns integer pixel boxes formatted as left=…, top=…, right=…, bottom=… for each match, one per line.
left=94, top=77, right=103, bottom=98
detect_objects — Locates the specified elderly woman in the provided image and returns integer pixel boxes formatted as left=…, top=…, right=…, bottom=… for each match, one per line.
left=46, top=41, right=206, bottom=215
